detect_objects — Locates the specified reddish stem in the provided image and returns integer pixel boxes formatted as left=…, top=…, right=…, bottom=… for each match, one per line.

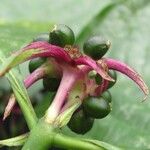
left=3, top=94, right=16, bottom=120
left=45, top=65, right=80, bottom=123
left=24, top=67, right=47, bottom=88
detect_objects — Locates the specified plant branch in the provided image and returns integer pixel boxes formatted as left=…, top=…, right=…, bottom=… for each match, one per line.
left=53, top=133, right=105, bottom=150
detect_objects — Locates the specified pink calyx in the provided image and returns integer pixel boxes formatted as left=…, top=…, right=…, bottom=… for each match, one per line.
left=103, top=58, right=149, bottom=99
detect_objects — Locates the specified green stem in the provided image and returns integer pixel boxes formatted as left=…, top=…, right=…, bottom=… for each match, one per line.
left=22, top=119, right=105, bottom=150
left=53, top=134, right=104, bottom=150
left=22, top=119, right=56, bottom=150
left=13, top=89, right=38, bottom=129
left=45, top=68, right=77, bottom=124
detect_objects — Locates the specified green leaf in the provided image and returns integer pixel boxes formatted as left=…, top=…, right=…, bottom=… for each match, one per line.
left=0, top=133, right=28, bottom=148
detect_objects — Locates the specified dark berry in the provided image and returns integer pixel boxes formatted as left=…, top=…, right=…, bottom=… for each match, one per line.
left=43, top=77, right=60, bottom=92
left=49, top=24, right=75, bottom=47
left=95, top=74, right=102, bottom=85
left=29, top=58, right=46, bottom=73
left=83, top=36, right=111, bottom=60
left=83, top=96, right=111, bottom=119
left=67, top=110, right=94, bottom=134
left=107, top=70, right=117, bottom=89
left=101, top=90, right=112, bottom=103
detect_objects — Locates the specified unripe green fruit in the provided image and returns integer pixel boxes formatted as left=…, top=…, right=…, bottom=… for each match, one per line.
left=49, top=24, right=75, bottom=47
left=107, top=70, right=117, bottom=89
left=88, top=71, right=97, bottom=79
left=83, top=36, right=111, bottom=60
left=29, top=58, right=46, bottom=73
left=67, top=110, right=94, bottom=134
left=43, top=77, right=60, bottom=92
left=101, top=90, right=112, bottom=103
left=83, top=96, right=111, bottom=119
left=33, top=33, right=49, bottom=42
left=95, top=74, right=102, bottom=85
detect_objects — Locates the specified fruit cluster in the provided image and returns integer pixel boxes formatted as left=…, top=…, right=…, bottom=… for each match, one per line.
left=0, top=23, right=148, bottom=150
left=29, top=24, right=117, bottom=134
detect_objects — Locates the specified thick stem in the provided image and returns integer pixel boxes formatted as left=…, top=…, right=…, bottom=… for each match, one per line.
left=22, top=120, right=104, bottom=150
left=45, top=67, right=78, bottom=124
left=53, top=134, right=104, bottom=150
left=22, top=119, right=55, bottom=150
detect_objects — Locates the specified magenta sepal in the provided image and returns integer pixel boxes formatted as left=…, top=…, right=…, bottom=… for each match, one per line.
left=104, top=58, right=149, bottom=99
left=22, top=41, right=72, bottom=63
left=75, top=56, right=114, bottom=82
left=24, top=42, right=114, bottom=82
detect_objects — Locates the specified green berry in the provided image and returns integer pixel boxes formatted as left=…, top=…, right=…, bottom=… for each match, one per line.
left=67, top=110, right=94, bottom=134
left=88, top=71, right=97, bottom=79
left=83, top=96, right=111, bottom=119
left=33, top=33, right=49, bottom=42
left=43, top=77, right=60, bottom=92
left=101, top=91, right=112, bottom=103
left=49, top=24, right=75, bottom=47
left=107, top=70, right=117, bottom=89
left=95, top=74, right=102, bottom=85
left=83, top=36, right=111, bottom=60
left=29, top=58, right=46, bottom=73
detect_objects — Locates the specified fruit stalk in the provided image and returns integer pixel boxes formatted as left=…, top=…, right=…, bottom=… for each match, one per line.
left=45, top=65, right=79, bottom=124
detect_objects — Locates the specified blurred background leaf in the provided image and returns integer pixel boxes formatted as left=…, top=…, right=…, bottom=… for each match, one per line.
left=0, top=0, right=150, bottom=149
